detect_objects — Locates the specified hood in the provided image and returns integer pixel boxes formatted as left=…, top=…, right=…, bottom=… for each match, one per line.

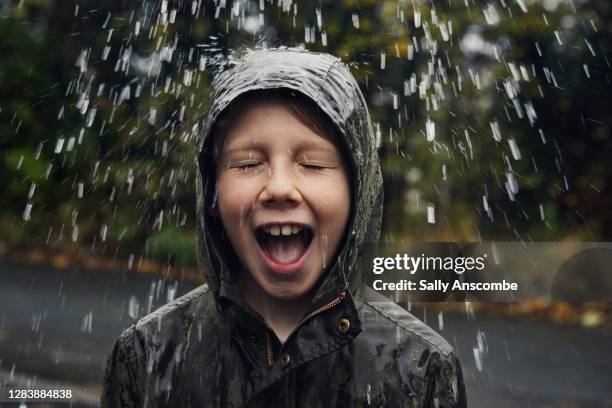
left=196, top=47, right=383, bottom=312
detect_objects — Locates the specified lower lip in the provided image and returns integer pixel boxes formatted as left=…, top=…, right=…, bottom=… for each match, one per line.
left=256, top=235, right=314, bottom=275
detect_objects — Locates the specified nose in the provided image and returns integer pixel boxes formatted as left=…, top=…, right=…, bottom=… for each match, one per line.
left=258, top=164, right=302, bottom=206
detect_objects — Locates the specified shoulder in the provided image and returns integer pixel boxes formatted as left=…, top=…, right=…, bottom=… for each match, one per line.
left=101, top=286, right=215, bottom=407
left=112, top=284, right=216, bottom=355
left=353, top=288, right=466, bottom=406
left=134, top=284, right=213, bottom=332
left=358, top=286, right=454, bottom=358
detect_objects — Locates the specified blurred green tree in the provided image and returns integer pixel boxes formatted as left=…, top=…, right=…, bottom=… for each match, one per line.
left=0, top=0, right=610, bottom=269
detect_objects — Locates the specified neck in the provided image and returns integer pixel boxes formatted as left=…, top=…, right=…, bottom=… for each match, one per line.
left=237, top=275, right=310, bottom=343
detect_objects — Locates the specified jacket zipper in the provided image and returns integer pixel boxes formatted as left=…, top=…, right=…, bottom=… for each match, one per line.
left=266, top=330, right=276, bottom=365
left=266, top=293, right=345, bottom=366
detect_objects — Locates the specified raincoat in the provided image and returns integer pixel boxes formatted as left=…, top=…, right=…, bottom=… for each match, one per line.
left=101, top=48, right=466, bottom=407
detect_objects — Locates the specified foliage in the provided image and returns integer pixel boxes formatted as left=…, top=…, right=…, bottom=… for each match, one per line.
left=0, top=0, right=610, bottom=268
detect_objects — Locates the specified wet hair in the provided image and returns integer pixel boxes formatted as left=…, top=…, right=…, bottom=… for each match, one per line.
left=211, top=89, right=345, bottom=166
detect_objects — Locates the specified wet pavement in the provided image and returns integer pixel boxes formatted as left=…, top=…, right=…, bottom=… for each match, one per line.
left=0, top=261, right=610, bottom=407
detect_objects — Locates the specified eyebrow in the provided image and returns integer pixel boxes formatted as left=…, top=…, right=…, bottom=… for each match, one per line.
left=220, top=145, right=258, bottom=155
left=221, top=138, right=339, bottom=156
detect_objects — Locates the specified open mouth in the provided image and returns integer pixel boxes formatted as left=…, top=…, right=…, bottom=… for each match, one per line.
left=255, top=224, right=314, bottom=266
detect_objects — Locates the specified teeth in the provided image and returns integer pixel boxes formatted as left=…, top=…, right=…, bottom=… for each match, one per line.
left=263, top=225, right=304, bottom=236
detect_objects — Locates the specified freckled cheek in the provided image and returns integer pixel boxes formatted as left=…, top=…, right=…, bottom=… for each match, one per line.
left=301, top=178, right=350, bottom=224
left=217, top=175, right=258, bottom=222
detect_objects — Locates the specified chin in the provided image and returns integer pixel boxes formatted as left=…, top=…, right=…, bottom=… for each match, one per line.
left=264, top=283, right=311, bottom=301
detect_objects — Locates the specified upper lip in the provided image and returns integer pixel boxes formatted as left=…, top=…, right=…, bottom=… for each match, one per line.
left=255, top=221, right=312, bottom=230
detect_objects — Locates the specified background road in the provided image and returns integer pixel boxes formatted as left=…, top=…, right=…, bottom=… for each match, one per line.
left=0, top=261, right=611, bottom=407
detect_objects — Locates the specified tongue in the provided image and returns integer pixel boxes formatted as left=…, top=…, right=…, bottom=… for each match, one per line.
left=263, top=235, right=306, bottom=264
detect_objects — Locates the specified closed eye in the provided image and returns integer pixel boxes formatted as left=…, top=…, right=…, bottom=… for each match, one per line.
left=232, top=162, right=262, bottom=170
left=300, top=162, right=336, bottom=170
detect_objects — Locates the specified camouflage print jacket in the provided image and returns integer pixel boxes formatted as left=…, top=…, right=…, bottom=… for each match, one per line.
left=101, top=48, right=467, bottom=407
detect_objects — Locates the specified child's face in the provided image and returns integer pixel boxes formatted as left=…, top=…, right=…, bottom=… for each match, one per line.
left=216, top=100, right=351, bottom=302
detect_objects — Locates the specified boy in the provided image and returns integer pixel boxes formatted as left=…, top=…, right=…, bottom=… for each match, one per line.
left=101, top=48, right=466, bottom=407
